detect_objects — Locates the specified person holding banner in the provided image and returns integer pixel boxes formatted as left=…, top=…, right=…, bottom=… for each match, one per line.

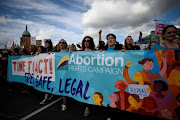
left=44, top=39, right=55, bottom=53
left=37, top=46, right=46, bottom=54
left=101, top=32, right=124, bottom=51
left=148, top=41, right=158, bottom=50
left=69, top=44, right=77, bottom=53
left=39, top=46, right=54, bottom=105
left=81, top=36, right=95, bottom=51
left=19, top=48, right=29, bottom=56
left=152, top=25, right=180, bottom=50
left=124, top=36, right=140, bottom=50
left=97, top=30, right=105, bottom=50
left=81, top=36, right=95, bottom=117
left=58, top=39, right=68, bottom=52
left=58, top=39, right=69, bottom=111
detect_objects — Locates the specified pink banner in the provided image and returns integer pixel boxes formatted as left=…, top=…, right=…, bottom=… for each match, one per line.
left=155, top=23, right=168, bottom=36
left=7, top=40, right=14, bottom=49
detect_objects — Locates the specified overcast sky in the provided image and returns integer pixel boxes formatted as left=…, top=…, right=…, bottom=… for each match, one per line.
left=0, top=0, right=180, bottom=48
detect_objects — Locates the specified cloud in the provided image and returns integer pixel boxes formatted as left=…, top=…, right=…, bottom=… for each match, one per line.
left=38, top=14, right=83, bottom=31
left=82, top=0, right=180, bottom=29
left=0, top=17, right=82, bottom=46
left=118, top=22, right=154, bottom=41
left=82, top=0, right=180, bottom=43
left=0, top=16, right=6, bottom=24
left=171, top=18, right=180, bottom=24
left=61, top=0, right=88, bottom=11
left=3, top=0, right=61, bottom=13
left=0, top=0, right=84, bottom=47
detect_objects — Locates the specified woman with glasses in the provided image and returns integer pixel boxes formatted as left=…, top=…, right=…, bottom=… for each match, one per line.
left=81, top=36, right=95, bottom=117
left=124, top=36, right=140, bottom=50
left=58, top=39, right=68, bottom=52
left=58, top=39, right=69, bottom=111
left=81, top=36, right=95, bottom=51
left=152, top=25, right=180, bottom=50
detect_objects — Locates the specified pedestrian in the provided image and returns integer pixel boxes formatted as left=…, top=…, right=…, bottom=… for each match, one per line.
left=81, top=36, right=95, bottom=117
left=58, top=39, right=69, bottom=111
left=152, top=25, right=180, bottom=50
left=124, top=36, right=140, bottom=50
left=99, top=32, right=124, bottom=51
left=148, top=41, right=158, bottom=50
left=44, top=39, right=55, bottom=53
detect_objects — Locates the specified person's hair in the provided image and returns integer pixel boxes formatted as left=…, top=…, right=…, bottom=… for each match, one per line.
left=106, top=33, right=116, bottom=40
left=142, top=96, right=157, bottom=109
left=82, top=36, right=95, bottom=51
left=101, top=41, right=105, bottom=45
left=162, top=25, right=177, bottom=39
left=138, top=58, right=154, bottom=65
left=94, top=92, right=104, bottom=105
left=98, top=41, right=105, bottom=50
left=59, top=39, right=68, bottom=49
left=45, top=40, right=53, bottom=52
left=14, top=48, right=19, bottom=53
left=131, top=94, right=140, bottom=103
left=38, top=46, right=46, bottom=53
left=70, top=44, right=76, bottom=50
left=148, top=41, right=158, bottom=50
left=154, top=80, right=168, bottom=91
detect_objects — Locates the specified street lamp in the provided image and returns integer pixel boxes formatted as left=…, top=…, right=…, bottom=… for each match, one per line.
left=154, top=19, right=166, bottom=24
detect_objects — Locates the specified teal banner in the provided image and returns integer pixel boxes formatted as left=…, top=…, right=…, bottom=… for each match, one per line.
left=7, top=50, right=180, bottom=120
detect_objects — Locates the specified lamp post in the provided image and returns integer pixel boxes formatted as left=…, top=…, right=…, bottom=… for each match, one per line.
left=154, top=19, right=166, bottom=24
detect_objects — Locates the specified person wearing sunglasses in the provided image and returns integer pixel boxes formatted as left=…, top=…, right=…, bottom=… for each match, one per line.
left=81, top=36, right=95, bottom=51
left=152, top=25, right=180, bottom=50
left=124, top=36, right=140, bottom=50
left=58, top=39, right=69, bottom=111
left=58, top=39, right=68, bottom=52
left=81, top=36, right=95, bottom=117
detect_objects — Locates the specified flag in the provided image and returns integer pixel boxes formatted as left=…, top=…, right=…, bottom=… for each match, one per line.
left=138, top=31, right=142, bottom=43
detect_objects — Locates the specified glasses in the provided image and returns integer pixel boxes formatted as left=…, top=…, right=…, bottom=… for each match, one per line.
left=59, top=42, right=65, bottom=44
left=84, top=40, right=90, bottom=42
left=126, top=39, right=133, bottom=41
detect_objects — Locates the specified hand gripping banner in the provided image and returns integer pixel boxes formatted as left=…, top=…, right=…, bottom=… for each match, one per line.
left=7, top=50, right=180, bottom=120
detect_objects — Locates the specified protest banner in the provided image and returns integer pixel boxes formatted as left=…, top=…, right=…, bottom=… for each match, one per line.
left=7, top=50, right=180, bottom=120
left=155, top=23, right=168, bottom=36
left=7, top=40, right=14, bottom=49
left=31, top=37, right=36, bottom=45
